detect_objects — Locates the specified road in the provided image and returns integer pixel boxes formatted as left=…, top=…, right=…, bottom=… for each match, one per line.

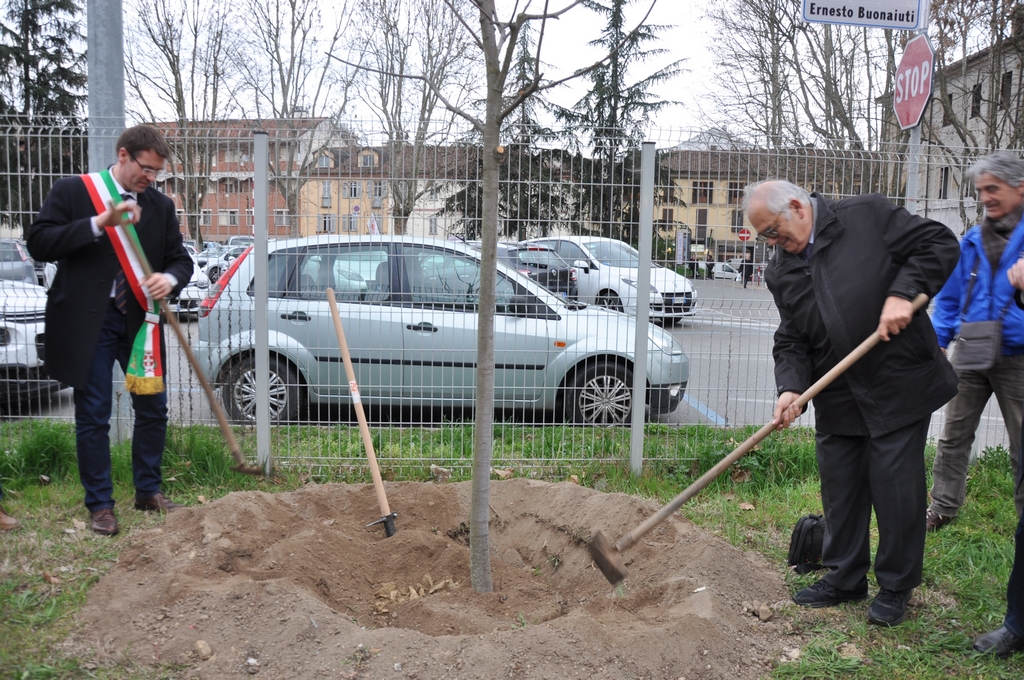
left=21, top=285, right=1013, bottom=452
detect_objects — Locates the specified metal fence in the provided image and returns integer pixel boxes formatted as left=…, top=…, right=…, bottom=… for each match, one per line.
left=0, top=117, right=1010, bottom=472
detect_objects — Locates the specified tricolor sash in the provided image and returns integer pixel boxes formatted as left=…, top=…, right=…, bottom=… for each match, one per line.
left=80, top=170, right=164, bottom=395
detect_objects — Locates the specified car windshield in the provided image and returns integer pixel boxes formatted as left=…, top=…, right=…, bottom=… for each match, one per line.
left=582, top=240, right=640, bottom=268
left=512, top=248, right=565, bottom=269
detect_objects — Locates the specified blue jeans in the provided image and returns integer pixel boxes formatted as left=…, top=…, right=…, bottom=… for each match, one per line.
left=73, top=302, right=168, bottom=512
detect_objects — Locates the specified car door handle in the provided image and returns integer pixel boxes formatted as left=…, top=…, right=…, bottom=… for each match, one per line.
left=406, top=322, right=438, bottom=333
left=281, top=311, right=310, bottom=321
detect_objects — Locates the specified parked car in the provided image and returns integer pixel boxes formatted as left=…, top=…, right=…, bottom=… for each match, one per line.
left=204, top=245, right=248, bottom=283
left=227, top=236, right=255, bottom=247
left=195, top=236, right=689, bottom=426
left=467, top=242, right=578, bottom=298
left=698, top=261, right=741, bottom=281
left=166, top=262, right=210, bottom=318
left=0, top=278, right=63, bottom=405
left=522, top=236, right=697, bottom=322
left=0, top=239, right=40, bottom=286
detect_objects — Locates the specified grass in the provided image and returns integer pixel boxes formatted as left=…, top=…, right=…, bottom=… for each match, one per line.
left=0, top=420, right=1022, bottom=678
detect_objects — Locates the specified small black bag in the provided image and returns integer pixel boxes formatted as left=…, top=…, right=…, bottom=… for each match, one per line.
left=788, top=514, right=826, bottom=574
left=953, top=256, right=1009, bottom=372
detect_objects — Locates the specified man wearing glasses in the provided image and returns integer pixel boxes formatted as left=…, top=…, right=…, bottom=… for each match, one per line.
left=744, top=179, right=959, bottom=626
left=27, top=125, right=193, bottom=536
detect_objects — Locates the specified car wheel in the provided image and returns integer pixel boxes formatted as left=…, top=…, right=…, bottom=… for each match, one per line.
left=565, top=360, right=633, bottom=425
left=595, top=290, right=624, bottom=312
left=207, top=267, right=221, bottom=283
left=225, top=356, right=304, bottom=423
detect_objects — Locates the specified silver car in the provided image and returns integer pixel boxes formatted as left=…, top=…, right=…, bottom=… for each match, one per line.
left=195, top=236, right=689, bottom=425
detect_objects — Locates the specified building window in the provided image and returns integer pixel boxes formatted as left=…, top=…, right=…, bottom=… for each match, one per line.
left=321, top=181, right=332, bottom=208
left=246, top=209, right=253, bottom=226
left=692, top=181, right=713, bottom=204
left=731, top=209, right=744, bottom=227
left=971, top=83, right=983, bottom=118
left=373, top=181, right=385, bottom=198
left=661, top=208, right=674, bottom=222
left=939, top=167, right=950, bottom=200
left=727, top=181, right=742, bottom=204
left=695, top=208, right=708, bottom=240
left=1003, top=71, right=1014, bottom=108
left=342, top=181, right=361, bottom=199
left=274, top=209, right=289, bottom=226
left=342, top=214, right=358, bottom=232
left=318, top=214, right=336, bottom=233
left=224, top=209, right=238, bottom=226
left=176, top=210, right=185, bottom=227
left=428, top=216, right=438, bottom=235
left=224, top=178, right=238, bottom=194
left=200, top=209, right=212, bottom=226
left=360, top=154, right=374, bottom=168
left=318, top=154, right=331, bottom=168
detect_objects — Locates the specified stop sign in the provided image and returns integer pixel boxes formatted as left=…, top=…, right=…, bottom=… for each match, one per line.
left=737, top=228, right=752, bottom=242
left=894, top=35, right=934, bottom=130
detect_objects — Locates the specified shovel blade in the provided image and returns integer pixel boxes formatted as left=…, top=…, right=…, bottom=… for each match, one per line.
left=589, top=530, right=628, bottom=585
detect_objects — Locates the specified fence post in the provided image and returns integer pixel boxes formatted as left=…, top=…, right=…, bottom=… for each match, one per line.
left=253, top=132, right=271, bottom=473
left=630, top=141, right=656, bottom=475
left=87, top=0, right=130, bottom=442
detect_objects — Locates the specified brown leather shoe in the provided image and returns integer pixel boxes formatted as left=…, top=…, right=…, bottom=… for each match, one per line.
left=90, top=508, right=119, bottom=536
left=0, top=507, right=20, bottom=531
left=926, top=508, right=954, bottom=532
left=134, top=492, right=183, bottom=513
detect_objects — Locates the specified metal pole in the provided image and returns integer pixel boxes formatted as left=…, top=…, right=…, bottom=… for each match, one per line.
left=629, top=142, right=656, bottom=475
left=253, top=132, right=271, bottom=473
left=88, top=0, right=131, bottom=441
left=905, top=124, right=922, bottom=215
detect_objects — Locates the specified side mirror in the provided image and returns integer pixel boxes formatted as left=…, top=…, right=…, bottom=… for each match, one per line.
left=573, top=259, right=591, bottom=274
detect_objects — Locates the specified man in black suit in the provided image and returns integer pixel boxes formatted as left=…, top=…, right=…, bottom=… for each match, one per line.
left=27, top=125, right=193, bottom=536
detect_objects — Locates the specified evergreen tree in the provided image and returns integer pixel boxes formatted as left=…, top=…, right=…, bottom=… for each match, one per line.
left=557, top=0, right=682, bottom=242
left=0, top=0, right=87, bottom=235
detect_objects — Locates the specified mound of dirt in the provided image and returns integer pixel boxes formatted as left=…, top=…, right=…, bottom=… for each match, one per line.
left=69, top=479, right=794, bottom=678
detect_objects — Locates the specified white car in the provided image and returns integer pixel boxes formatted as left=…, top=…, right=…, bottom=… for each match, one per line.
left=0, top=279, right=62, bottom=404
left=523, top=236, right=697, bottom=322
left=204, top=245, right=248, bottom=283
left=167, top=262, right=210, bottom=317
left=699, top=262, right=742, bottom=281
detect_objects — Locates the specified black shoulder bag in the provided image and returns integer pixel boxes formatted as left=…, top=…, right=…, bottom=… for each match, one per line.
left=788, top=514, right=827, bottom=575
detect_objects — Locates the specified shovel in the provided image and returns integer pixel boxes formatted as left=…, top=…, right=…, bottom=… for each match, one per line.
left=326, top=288, right=397, bottom=537
left=589, top=293, right=930, bottom=586
left=120, top=217, right=263, bottom=476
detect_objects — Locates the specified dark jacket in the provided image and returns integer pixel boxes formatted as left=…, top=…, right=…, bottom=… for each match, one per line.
left=766, top=193, right=959, bottom=437
left=26, top=175, right=193, bottom=389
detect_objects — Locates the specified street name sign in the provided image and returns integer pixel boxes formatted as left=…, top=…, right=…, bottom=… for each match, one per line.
left=802, top=0, right=924, bottom=30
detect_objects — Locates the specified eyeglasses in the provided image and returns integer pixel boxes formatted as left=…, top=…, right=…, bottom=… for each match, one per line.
left=129, top=153, right=167, bottom=181
left=755, top=219, right=782, bottom=243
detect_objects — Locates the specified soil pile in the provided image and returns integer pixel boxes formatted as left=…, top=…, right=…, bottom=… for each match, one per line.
left=70, top=479, right=794, bottom=679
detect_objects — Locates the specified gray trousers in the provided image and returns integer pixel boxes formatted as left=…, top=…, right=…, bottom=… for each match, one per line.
left=818, top=418, right=929, bottom=593
left=929, top=354, right=1024, bottom=518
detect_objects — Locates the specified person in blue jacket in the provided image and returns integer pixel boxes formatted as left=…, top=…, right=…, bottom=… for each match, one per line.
left=929, top=151, right=1024, bottom=530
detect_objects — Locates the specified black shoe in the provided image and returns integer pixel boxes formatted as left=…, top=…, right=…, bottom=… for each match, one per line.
left=974, top=626, right=1024, bottom=659
left=793, top=579, right=868, bottom=608
left=867, top=588, right=913, bottom=626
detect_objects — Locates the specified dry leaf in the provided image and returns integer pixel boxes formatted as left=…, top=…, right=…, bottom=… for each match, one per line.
left=72, top=519, right=86, bottom=531
left=568, top=475, right=580, bottom=485
left=42, top=571, right=61, bottom=585
left=739, top=502, right=755, bottom=511
left=722, top=492, right=736, bottom=500
left=39, top=475, right=50, bottom=485
left=197, top=495, right=207, bottom=504
left=730, top=468, right=752, bottom=483
left=493, top=468, right=513, bottom=480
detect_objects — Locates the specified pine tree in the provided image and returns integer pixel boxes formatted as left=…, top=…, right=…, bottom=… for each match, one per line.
left=0, top=0, right=87, bottom=234
left=557, top=0, right=682, bottom=243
